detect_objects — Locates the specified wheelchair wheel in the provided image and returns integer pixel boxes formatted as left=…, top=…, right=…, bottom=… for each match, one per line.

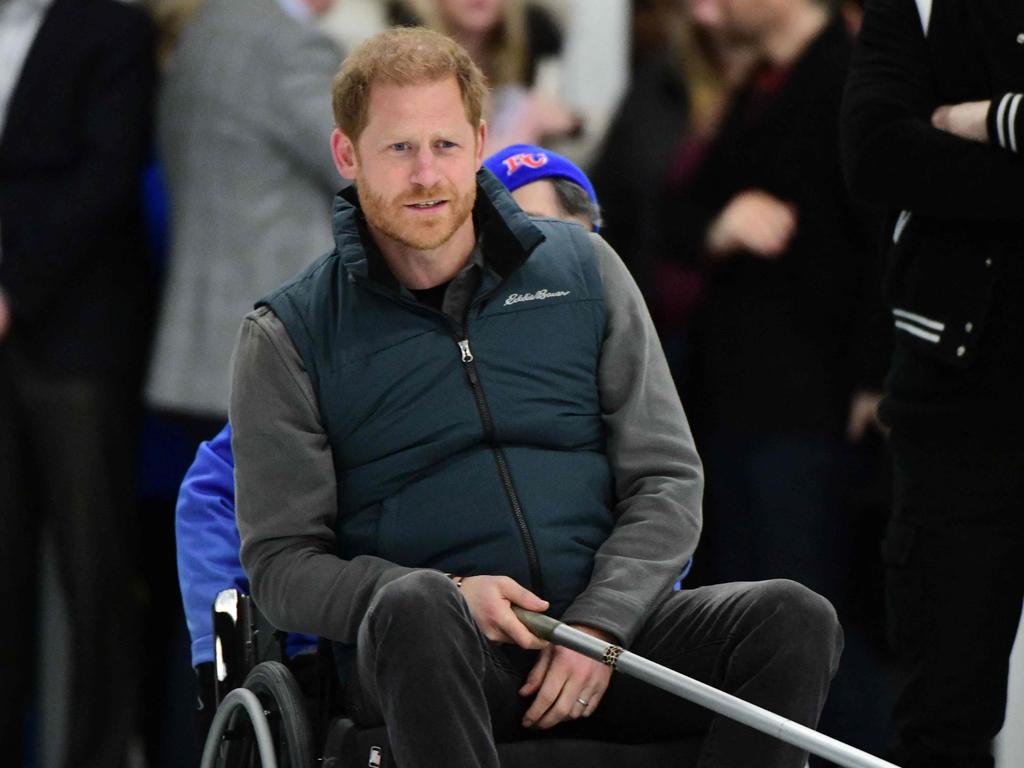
left=243, top=661, right=315, bottom=768
left=200, top=688, right=279, bottom=768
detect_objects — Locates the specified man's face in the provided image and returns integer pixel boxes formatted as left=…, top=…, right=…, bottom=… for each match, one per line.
left=511, top=179, right=592, bottom=231
left=688, top=0, right=781, bottom=41
left=302, top=0, right=335, bottom=16
left=332, top=77, right=485, bottom=253
left=439, top=0, right=507, bottom=35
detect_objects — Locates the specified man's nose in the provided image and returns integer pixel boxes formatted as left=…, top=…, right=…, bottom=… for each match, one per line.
left=410, top=146, right=440, bottom=188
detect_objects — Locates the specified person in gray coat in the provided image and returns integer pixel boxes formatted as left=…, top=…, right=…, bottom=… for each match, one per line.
left=147, top=0, right=343, bottom=425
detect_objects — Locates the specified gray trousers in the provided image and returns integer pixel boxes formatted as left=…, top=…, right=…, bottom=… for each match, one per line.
left=345, top=571, right=844, bottom=768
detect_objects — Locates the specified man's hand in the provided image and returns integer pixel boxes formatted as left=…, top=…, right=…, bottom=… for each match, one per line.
left=519, top=625, right=615, bottom=729
left=846, top=390, right=884, bottom=442
left=932, top=100, right=990, bottom=143
left=0, top=290, right=10, bottom=341
left=706, top=189, right=797, bottom=260
left=459, top=575, right=549, bottom=651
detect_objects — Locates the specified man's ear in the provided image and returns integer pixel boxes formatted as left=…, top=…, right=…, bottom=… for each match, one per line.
left=475, top=120, right=487, bottom=168
left=331, top=128, right=358, bottom=180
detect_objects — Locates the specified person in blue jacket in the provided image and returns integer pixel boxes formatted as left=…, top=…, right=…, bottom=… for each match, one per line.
left=175, top=143, right=605, bottom=734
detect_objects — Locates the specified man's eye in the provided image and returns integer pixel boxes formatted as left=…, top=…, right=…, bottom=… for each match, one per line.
left=390, top=143, right=411, bottom=152
left=436, top=140, right=456, bottom=149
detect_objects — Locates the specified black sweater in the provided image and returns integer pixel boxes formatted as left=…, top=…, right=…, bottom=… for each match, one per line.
left=665, top=16, right=884, bottom=439
left=841, top=0, right=1024, bottom=436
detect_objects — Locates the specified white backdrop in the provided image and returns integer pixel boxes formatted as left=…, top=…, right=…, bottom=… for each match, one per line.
left=996, top=615, right=1024, bottom=767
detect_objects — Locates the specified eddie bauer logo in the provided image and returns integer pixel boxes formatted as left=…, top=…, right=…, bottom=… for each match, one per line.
left=503, top=288, right=571, bottom=307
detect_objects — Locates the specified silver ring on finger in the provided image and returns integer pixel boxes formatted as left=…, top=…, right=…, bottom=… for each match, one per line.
left=576, top=697, right=589, bottom=707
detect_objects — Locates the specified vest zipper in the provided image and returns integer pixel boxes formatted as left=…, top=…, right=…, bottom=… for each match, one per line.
left=455, top=335, right=545, bottom=595
left=351, top=273, right=546, bottom=594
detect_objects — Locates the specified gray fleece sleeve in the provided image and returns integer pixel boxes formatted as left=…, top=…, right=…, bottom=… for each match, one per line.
left=560, top=235, right=704, bottom=646
left=230, top=306, right=416, bottom=643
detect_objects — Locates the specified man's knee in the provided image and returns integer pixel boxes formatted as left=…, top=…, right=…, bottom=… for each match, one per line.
left=746, top=579, right=844, bottom=674
left=365, top=570, right=465, bottom=638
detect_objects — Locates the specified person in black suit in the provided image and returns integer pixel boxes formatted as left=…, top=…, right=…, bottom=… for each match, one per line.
left=843, top=2, right=1024, bottom=765
left=0, top=0, right=156, bottom=764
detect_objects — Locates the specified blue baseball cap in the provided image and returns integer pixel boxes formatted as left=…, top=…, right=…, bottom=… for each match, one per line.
left=484, top=143, right=600, bottom=228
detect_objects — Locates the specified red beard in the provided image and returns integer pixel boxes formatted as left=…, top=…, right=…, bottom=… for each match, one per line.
left=359, top=180, right=477, bottom=251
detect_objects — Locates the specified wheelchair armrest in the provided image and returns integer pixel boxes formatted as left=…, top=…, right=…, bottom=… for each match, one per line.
left=212, top=588, right=258, bottom=705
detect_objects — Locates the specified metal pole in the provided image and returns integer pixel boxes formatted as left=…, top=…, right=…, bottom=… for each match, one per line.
left=513, top=607, right=900, bottom=768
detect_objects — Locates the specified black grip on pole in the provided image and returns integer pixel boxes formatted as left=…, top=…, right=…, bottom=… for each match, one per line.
left=512, top=607, right=560, bottom=641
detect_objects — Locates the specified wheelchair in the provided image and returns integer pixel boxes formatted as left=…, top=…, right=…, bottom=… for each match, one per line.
left=200, top=588, right=703, bottom=768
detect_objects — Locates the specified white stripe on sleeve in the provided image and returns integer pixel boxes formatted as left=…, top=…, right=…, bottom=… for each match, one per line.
left=895, top=321, right=941, bottom=344
left=1007, top=94, right=1022, bottom=154
left=996, top=94, right=1011, bottom=149
left=892, top=308, right=945, bottom=332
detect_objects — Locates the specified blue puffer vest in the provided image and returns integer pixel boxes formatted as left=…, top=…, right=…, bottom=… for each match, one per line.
left=261, top=170, right=613, bottom=621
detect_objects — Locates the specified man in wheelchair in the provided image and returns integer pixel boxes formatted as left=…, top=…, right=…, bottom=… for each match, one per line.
left=223, top=26, right=842, bottom=768
left=177, top=140, right=607, bottom=740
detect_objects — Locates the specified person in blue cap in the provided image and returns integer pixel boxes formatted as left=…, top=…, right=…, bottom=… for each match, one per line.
left=175, top=142, right=602, bottom=736
left=483, top=143, right=602, bottom=232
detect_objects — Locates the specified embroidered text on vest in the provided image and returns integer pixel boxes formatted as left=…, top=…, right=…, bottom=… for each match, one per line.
left=503, top=289, right=571, bottom=307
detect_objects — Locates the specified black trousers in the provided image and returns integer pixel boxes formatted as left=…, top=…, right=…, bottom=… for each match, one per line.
left=345, top=571, right=844, bottom=768
left=0, top=346, right=139, bottom=768
left=884, top=430, right=1024, bottom=768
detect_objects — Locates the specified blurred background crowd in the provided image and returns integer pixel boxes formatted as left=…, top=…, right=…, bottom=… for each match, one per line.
left=0, top=1, right=1021, bottom=767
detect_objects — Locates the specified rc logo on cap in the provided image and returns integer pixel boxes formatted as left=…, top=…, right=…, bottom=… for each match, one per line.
left=502, top=152, right=549, bottom=176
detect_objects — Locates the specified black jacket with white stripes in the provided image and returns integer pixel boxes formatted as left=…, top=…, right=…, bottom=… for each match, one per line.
left=841, top=0, right=1024, bottom=434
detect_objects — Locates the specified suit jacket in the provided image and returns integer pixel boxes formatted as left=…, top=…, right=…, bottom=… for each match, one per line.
left=146, top=0, right=344, bottom=417
left=0, top=0, right=156, bottom=376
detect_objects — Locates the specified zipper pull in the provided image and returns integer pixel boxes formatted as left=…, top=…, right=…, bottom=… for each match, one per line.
left=458, top=339, right=474, bottom=363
